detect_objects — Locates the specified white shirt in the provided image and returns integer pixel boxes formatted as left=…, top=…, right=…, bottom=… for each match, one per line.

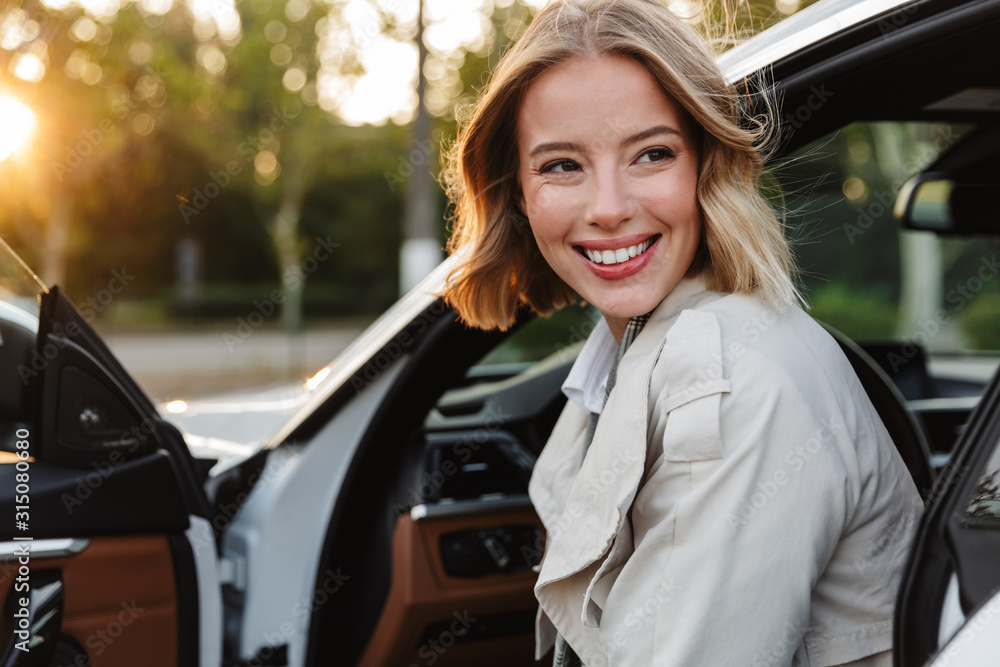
left=561, top=316, right=616, bottom=416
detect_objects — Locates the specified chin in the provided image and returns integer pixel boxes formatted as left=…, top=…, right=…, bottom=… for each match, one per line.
left=590, top=296, right=659, bottom=321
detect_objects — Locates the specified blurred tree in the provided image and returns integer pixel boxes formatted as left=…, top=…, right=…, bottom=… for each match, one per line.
left=869, top=124, right=946, bottom=343
left=0, top=0, right=378, bottom=325
left=5, top=0, right=936, bottom=339
left=1, top=0, right=143, bottom=287
left=1, top=0, right=229, bottom=302
left=157, top=0, right=344, bottom=330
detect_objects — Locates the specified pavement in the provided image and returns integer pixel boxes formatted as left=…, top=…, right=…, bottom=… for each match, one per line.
left=101, top=324, right=368, bottom=402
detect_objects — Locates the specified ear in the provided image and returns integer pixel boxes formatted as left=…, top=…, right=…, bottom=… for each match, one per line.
left=508, top=188, right=531, bottom=234
left=515, top=178, right=529, bottom=218
left=512, top=179, right=529, bottom=221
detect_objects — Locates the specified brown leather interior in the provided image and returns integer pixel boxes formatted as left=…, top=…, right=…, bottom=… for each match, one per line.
left=358, top=507, right=542, bottom=667
left=0, top=534, right=178, bottom=666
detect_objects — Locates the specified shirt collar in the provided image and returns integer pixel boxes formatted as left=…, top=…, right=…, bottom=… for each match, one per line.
left=559, top=276, right=715, bottom=415
left=561, top=316, right=616, bottom=415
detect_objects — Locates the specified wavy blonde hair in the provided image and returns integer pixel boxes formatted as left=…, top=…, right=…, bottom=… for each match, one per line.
left=442, top=0, right=798, bottom=331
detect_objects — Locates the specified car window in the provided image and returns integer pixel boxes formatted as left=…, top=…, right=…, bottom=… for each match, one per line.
left=772, top=123, right=997, bottom=463
left=0, top=240, right=42, bottom=461
left=477, top=303, right=600, bottom=366
left=965, top=441, right=1000, bottom=521
left=774, top=122, right=993, bottom=350
left=0, top=237, right=44, bottom=321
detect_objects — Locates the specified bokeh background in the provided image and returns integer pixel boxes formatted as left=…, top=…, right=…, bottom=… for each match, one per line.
left=1, top=0, right=997, bottom=402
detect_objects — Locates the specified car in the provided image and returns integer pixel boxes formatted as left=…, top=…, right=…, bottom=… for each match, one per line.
left=2, top=0, right=1000, bottom=665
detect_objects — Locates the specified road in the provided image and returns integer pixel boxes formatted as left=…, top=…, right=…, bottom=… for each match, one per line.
left=101, top=324, right=367, bottom=402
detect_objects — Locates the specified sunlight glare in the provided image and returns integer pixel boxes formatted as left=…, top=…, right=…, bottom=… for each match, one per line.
left=187, top=0, right=242, bottom=44
left=306, top=367, right=331, bottom=390
left=322, top=0, right=502, bottom=125
left=11, top=52, right=46, bottom=82
left=0, top=96, right=36, bottom=162
left=139, top=0, right=176, bottom=15
left=337, top=36, right=417, bottom=126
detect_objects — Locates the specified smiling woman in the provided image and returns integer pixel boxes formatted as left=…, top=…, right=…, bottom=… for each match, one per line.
left=516, top=55, right=703, bottom=338
left=439, top=1, right=923, bottom=666
left=0, top=96, right=36, bottom=162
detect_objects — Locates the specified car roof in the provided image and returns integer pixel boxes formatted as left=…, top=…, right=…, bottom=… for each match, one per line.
left=718, top=0, right=916, bottom=83
left=755, top=0, right=1000, bottom=153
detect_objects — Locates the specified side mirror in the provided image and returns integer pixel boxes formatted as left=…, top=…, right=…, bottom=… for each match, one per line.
left=896, top=172, right=1000, bottom=235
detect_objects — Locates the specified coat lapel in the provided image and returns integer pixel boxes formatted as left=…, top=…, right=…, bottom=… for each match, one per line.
left=532, top=278, right=722, bottom=588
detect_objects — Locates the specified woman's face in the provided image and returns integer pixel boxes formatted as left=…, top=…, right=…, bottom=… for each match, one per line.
left=517, top=54, right=702, bottom=340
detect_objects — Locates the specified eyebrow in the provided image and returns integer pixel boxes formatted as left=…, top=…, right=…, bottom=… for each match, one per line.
left=624, top=125, right=682, bottom=146
left=528, top=125, right=682, bottom=159
left=528, top=141, right=584, bottom=159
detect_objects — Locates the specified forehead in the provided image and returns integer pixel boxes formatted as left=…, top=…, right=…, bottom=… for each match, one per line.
left=516, top=54, right=691, bottom=148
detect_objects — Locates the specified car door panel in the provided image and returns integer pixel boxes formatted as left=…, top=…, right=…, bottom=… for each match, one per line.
left=348, top=330, right=563, bottom=666
left=0, top=286, right=213, bottom=666
left=896, top=367, right=1000, bottom=665
left=0, top=535, right=178, bottom=667
left=358, top=506, right=541, bottom=666
left=303, top=306, right=568, bottom=666
left=0, top=452, right=188, bottom=539
left=32, top=287, right=211, bottom=515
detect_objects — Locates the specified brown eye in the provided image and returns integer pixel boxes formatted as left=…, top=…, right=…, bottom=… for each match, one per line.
left=637, top=148, right=674, bottom=163
left=541, top=160, right=580, bottom=173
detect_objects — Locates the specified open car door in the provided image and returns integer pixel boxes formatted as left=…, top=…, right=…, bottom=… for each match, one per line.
left=0, top=244, right=222, bottom=667
left=896, top=365, right=1000, bottom=666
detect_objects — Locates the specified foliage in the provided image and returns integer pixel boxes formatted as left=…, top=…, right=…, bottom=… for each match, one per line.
left=961, top=294, right=1000, bottom=350
left=0, top=0, right=552, bottom=324
left=0, top=0, right=973, bottom=345
left=479, top=303, right=600, bottom=365
left=807, top=283, right=898, bottom=341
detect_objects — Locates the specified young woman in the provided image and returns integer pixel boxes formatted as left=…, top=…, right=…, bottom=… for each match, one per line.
left=442, top=1, right=922, bottom=665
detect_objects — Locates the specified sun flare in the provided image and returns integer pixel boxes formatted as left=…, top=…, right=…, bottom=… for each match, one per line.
left=0, top=96, right=36, bottom=162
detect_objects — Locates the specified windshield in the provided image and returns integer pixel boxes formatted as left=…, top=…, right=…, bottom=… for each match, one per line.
left=0, top=236, right=44, bottom=331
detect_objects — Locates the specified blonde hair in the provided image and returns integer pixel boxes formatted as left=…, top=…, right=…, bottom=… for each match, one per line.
left=442, top=0, right=799, bottom=331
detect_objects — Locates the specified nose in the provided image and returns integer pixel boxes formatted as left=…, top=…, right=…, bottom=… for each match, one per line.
left=586, top=163, right=633, bottom=230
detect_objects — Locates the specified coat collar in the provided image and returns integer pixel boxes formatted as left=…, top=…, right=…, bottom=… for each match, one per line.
left=529, top=276, right=725, bottom=587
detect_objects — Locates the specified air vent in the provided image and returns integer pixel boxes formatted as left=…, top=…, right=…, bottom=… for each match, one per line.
left=421, top=431, right=535, bottom=502
left=436, top=401, right=485, bottom=417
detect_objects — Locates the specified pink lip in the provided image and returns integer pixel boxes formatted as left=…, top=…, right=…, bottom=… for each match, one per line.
left=576, top=235, right=661, bottom=280
left=572, top=233, right=657, bottom=252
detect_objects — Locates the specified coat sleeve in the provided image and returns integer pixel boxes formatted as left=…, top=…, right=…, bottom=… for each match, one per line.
left=592, top=308, right=904, bottom=667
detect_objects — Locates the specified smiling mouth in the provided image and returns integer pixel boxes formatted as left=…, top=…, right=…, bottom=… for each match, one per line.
left=575, top=236, right=659, bottom=265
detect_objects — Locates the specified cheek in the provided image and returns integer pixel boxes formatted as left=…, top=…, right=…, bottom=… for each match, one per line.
left=525, top=177, right=582, bottom=214
left=523, top=185, right=552, bottom=219
left=649, top=174, right=700, bottom=221
left=524, top=188, right=568, bottom=234
left=527, top=216, right=558, bottom=252
left=526, top=215, right=571, bottom=269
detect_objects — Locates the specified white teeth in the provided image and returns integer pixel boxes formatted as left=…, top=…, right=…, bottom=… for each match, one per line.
left=581, top=238, right=655, bottom=266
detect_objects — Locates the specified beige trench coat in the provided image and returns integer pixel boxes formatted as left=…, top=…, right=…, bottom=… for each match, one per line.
left=528, top=278, right=923, bottom=666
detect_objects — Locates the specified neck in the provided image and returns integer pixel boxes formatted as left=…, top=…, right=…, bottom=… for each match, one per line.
left=605, top=315, right=628, bottom=343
